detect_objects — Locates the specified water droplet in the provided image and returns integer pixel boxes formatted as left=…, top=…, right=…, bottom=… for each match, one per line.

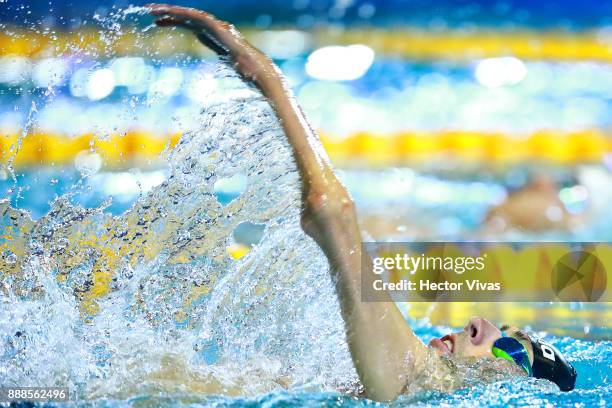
left=3, top=251, right=18, bottom=265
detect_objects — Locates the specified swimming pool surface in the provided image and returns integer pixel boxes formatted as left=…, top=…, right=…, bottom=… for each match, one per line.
left=1, top=7, right=611, bottom=404
left=2, top=167, right=610, bottom=407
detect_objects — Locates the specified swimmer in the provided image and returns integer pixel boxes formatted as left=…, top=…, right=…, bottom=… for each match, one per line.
left=146, top=4, right=577, bottom=400
left=485, top=174, right=578, bottom=232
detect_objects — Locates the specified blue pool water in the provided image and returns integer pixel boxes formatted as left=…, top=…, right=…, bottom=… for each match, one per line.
left=42, top=328, right=611, bottom=407
left=3, top=165, right=610, bottom=241
left=1, top=10, right=610, bottom=402
left=2, top=166, right=611, bottom=407
left=3, top=58, right=612, bottom=138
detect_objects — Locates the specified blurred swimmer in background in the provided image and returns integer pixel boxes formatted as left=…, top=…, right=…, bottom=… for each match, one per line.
left=485, top=174, right=581, bottom=233
left=147, top=4, right=577, bottom=401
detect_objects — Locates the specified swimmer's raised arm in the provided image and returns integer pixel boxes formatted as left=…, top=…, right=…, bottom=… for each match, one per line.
left=147, top=4, right=427, bottom=400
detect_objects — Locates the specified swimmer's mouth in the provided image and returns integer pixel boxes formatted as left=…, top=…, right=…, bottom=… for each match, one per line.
left=429, top=334, right=455, bottom=354
left=442, top=334, right=455, bottom=353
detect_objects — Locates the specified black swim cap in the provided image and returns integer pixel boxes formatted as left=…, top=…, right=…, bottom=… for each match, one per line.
left=529, top=338, right=577, bottom=391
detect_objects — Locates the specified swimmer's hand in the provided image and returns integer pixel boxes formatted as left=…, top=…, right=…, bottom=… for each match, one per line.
left=147, top=4, right=277, bottom=83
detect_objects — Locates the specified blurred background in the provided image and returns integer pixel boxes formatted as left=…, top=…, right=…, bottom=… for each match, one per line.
left=1, top=0, right=611, bottom=337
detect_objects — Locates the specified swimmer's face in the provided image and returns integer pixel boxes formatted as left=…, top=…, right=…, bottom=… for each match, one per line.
left=429, top=317, right=533, bottom=362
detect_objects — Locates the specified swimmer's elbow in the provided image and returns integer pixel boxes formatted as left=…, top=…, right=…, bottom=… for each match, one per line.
left=302, top=185, right=356, bottom=227
left=305, top=188, right=354, bottom=217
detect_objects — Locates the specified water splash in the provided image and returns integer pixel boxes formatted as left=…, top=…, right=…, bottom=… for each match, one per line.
left=0, top=9, right=357, bottom=398
left=0, top=63, right=571, bottom=402
left=0, top=58, right=361, bottom=398
left=1, top=8, right=609, bottom=406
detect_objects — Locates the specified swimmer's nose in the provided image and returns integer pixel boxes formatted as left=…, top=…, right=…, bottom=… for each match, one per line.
left=466, top=316, right=487, bottom=345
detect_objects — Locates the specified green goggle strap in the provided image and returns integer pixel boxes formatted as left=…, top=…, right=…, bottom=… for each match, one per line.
left=492, top=334, right=532, bottom=376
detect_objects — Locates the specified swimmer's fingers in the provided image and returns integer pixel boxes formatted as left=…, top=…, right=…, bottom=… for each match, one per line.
left=147, top=4, right=247, bottom=57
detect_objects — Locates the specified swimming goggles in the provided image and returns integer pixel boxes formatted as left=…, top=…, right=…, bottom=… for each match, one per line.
left=491, top=331, right=532, bottom=376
